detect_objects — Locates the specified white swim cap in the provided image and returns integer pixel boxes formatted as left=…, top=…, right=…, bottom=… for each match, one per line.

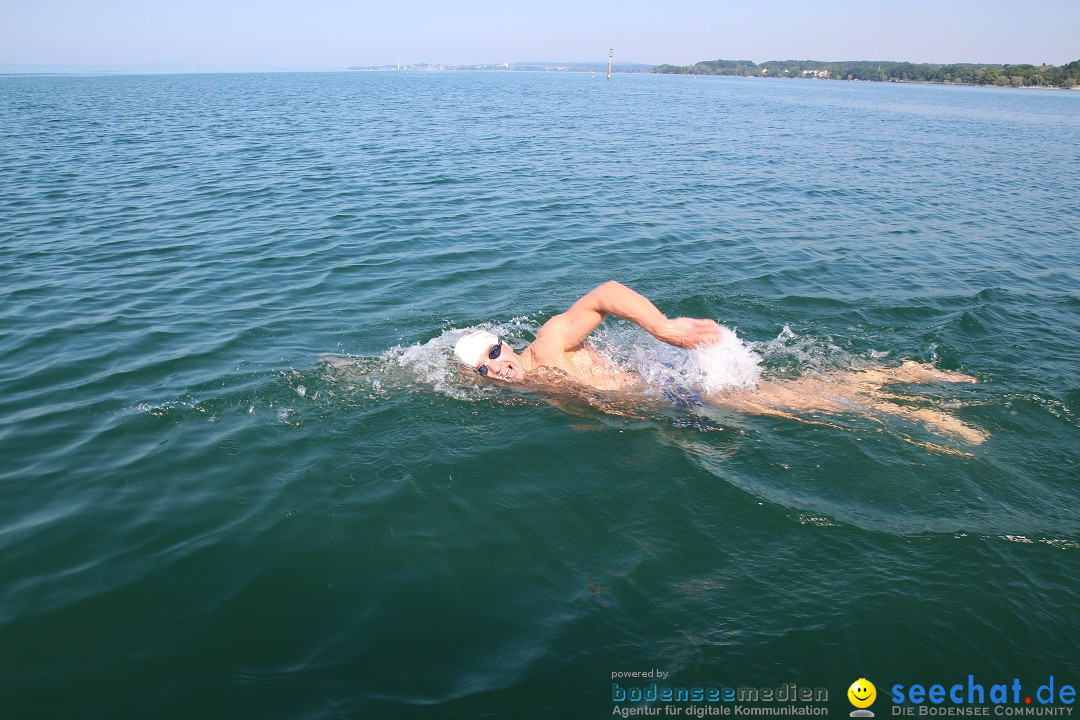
left=454, top=329, right=500, bottom=368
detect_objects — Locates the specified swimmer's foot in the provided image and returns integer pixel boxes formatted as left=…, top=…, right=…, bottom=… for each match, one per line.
left=905, top=407, right=989, bottom=445
left=848, top=361, right=978, bottom=389
left=872, top=402, right=989, bottom=445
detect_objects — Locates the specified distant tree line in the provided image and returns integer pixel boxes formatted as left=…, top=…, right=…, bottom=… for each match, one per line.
left=653, top=58, right=1080, bottom=88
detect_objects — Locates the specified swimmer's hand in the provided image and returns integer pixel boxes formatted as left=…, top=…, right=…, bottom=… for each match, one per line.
left=653, top=318, right=727, bottom=349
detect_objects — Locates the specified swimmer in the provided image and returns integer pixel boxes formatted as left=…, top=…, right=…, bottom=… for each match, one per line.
left=454, top=281, right=725, bottom=390
left=454, top=281, right=988, bottom=447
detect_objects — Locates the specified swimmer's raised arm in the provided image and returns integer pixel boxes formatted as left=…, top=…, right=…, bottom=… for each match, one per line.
left=536, top=281, right=726, bottom=351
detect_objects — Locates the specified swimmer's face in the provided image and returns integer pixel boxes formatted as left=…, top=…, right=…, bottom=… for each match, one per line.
left=478, top=341, right=526, bottom=382
left=848, top=679, right=876, bottom=708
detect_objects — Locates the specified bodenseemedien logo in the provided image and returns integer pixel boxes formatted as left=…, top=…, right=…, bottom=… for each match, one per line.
left=849, top=678, right=877, bottom=717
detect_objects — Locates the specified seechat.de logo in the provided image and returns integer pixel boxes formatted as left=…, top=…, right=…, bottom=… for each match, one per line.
left=849, top=678, right=878, bottom=717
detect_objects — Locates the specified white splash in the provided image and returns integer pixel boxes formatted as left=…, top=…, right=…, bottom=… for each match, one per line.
left=602, top=323, right=762, bottom=394
left=686, top=328, right=762, bottom=392
left=388, top=320, right=540, bottom=400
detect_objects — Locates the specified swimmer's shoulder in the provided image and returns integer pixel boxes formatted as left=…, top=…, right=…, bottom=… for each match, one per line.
left=522, top=343, right=565, bottom=374
left=525, top=317, right=578, bottom=364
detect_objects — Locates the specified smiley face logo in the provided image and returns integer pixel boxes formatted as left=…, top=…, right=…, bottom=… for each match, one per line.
left=848, top=678, right=877, bottom=709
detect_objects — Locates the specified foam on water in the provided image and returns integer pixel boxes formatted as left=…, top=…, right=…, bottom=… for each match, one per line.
left=753, top=323, right=854, bottom=378
left=687, top=331, right=763, bottom=393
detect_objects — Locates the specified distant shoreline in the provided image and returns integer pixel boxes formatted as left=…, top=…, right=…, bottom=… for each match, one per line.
left=668, top=74, right=1080, bottom=92
left=653, top=58, right=1080, bottom=89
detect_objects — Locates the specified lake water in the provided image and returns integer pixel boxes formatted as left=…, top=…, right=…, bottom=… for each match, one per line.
left=1, top=71, right=1078, bottom=719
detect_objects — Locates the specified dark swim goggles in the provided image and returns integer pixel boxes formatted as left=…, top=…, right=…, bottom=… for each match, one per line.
left=476, top=340, right=503, bottom=376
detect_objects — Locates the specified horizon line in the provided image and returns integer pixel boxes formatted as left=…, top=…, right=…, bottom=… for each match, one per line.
left=3, top=55, right=1076, bottom=76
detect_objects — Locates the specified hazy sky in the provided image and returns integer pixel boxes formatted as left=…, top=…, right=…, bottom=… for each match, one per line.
left=2, top=0, right=1077, bottom=71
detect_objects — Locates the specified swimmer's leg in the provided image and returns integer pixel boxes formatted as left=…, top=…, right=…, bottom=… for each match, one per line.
left=711, top=378, right=988, bottom=445
left=707, top=382, right=864, bottom=429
